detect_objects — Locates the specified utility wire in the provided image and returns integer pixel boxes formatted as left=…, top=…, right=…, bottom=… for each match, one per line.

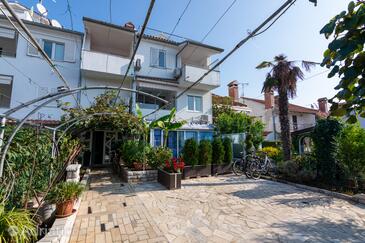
left=144, top=0, right=298, bottom=118
left=146, top=0, right=193, bottom=76
left=0, top=0, right=79, bottom=104
left=185, top=0, right=237, bottom=62
left=114, top=0, right=156, bottom=102
left=66, top=0, right=74, bottom=30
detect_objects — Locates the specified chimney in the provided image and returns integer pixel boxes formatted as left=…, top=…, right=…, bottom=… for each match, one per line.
left=227, top=80, right=239, bottom=101
left=124, top=21, right=135, bottom=30
left=318, top=97, right=328, bottom=113
left=264, top=90, right=274, bottom=109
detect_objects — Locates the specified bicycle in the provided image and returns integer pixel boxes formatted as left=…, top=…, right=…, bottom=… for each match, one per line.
left=249, top=152, right=275, bottom=179
left=232, top=152, right=261, bottom=178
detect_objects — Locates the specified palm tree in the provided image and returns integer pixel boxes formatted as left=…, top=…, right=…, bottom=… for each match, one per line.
left=150, top=108, right=185, bottom=147
left=257, top=55, right=316, bottom=160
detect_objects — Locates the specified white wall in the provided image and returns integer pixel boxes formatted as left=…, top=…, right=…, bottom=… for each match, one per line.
left=0, top=20, right=82, bottom=120
left=135, top=40, right=177, bottom=79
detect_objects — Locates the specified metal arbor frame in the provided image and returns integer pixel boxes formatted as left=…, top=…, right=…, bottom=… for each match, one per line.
left=0, top=86, right=168, bottom=177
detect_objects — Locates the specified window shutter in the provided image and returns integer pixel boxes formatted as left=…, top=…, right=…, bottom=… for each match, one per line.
left=27, top=38, right=41, bottom=56
left=166, top=52, right=175, bottom=69
left=64, top=41, right=76, bottom=62
left=150, top=47, right=158, bottom=66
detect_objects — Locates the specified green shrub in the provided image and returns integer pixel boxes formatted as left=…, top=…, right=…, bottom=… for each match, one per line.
left=0, top=203, right=37, bottom=243
left=182, top=139, right=198, bottom=167
left=337, top=124, right=365, bottom=181
left=277, top=153, right=316, bottom=183
left=147, top=146, right=173, bottom=169
left=212, top=138, right=224, bottom=165
left=222, top=137, right=233, bottom=164
left=312, top=118, right=343, bottom=183
left=120, top=140, right=150, bottom=168
left=198, top=140, right=212, bottom=165
left=46, top=181, right=84, bottom=204
left=261, top=146, right=283, bottom=162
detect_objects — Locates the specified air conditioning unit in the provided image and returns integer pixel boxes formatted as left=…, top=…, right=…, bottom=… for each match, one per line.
left=173, top=68, right=182, bottom=79
left=134, top=58, right=142, bottom=72
left=200, top=115, right=209, bottom=124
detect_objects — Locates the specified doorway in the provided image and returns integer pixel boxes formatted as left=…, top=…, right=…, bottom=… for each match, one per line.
left=91, top=131, right=104, bottom=165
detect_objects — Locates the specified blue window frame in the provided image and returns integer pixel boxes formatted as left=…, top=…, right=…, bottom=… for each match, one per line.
left=167, top=131, right=177, bottom=157
left=153, top=129, right=162, bottom=147
left=185, top=131, right=198, bottom=141
left=199, top=131, right=213, bottom=141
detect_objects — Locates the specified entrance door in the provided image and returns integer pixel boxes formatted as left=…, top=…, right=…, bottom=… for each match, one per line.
left=91, top=131, right=104, bottom=165
left=104, top=132, right=117, bottom=164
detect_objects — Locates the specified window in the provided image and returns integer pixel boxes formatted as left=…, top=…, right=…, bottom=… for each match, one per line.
left=28, top=39, right=65, bottom=61
left=0, top=27, right=17, bottom=57
left=0, top=75, right=13, bottom=108
left=292, top=115, right=298, bottom=131
left=150, top=48, right=166, bottom=68
left=187, top=95, right=203, bottom=112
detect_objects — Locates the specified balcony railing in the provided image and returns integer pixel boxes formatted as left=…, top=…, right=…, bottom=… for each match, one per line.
left=81, top=50, right=130, bottom=76
left=138, top=103, right=172, bottom=120
left=182, top=64, right=220, bottom=87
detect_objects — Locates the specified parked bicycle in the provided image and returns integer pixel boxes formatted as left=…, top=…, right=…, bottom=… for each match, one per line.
left=249, top=151, right=275, bottom=179
left=232, top=151, right=261, bottom=178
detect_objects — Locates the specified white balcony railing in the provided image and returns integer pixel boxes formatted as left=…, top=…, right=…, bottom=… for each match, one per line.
left=138, top=103, right=171, bottom=121
left=81, top=50, right=130, bottom=76
left=182, top=65, right=220, bottom=87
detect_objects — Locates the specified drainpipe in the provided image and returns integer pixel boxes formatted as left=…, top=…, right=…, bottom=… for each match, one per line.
left=0, top=115, right=6, bottom=178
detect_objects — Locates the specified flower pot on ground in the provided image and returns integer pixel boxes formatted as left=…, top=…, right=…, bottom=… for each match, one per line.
left=46, top=181, right=84, bottom=218
left=158, top=157, right=184, bottom=190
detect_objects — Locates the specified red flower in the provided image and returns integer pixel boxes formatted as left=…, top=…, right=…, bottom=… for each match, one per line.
left=165, top=160, right=171, bottom=169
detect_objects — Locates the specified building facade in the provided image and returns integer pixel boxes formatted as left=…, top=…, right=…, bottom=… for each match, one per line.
left=0, top=2, right=83, bottom=121
left=0, top=3, right=224, bottom=164
left=227, top=80, right=328, bottom=141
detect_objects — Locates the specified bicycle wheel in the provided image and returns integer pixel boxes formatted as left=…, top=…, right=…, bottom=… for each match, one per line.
left=232, top=159, right=245, bottom=176
left=249, top=161, right=261, bottom=180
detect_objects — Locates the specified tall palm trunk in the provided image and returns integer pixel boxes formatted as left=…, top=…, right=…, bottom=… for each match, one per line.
left=278, top=89, right=292, bottom=160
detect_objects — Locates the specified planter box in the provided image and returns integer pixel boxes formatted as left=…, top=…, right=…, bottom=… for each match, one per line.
left=120, top=166, right=157, bottom=183
left=211, top=164, right=232, bottom=175
left=158, top=169, right=181, bottom=190
left=183, top=165, right=211, bottom=179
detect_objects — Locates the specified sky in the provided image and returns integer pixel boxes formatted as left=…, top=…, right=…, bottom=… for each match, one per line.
left=17, top=0, right=350, bottom=108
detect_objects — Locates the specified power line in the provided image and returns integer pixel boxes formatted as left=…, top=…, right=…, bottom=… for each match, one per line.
left=114, top=0, right=156, bottom=101
left=146, top=0, right=193, bottom=76
left=144, top=0, right=298, bottom=118
left=66, top=0, right=74, bottom=30
left=185, top=0, right=238, bottom=62
left=108, top=0, right=112, bottom=23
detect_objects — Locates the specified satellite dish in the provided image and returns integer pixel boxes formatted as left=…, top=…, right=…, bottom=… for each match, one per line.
left=51, top=19, right=62, bottom=28
left=24, top=11, right=33, bottom=21
left=36, top=3, right=48, bottom=16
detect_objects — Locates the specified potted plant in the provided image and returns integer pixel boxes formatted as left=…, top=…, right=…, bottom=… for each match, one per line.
left=0, top=203, right=37, bottom=242
left=196, top=140, right=212, bottom=177
left=46, top=181, right=84, bottom=218
left=212, top=137, right=232, bottom=175
left=158, top=157, right=184, bottom=190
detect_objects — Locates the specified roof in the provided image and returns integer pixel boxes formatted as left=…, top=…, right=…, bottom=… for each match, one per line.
left=242, top=96, right=319, bottom=114
left=83, top=17, right=136, bottom=33
left=82, top=17, right=223, bottom=52
left=212, top=94, right=247, bottom=107
left=0, top=3, right=83, bottom=36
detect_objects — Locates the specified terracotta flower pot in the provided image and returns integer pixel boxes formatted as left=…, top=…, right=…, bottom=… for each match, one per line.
left=55, top=200, right=74, bottom=218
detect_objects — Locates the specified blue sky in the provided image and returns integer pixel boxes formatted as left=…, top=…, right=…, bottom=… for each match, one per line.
left=18, top=0, right=349, bottom=108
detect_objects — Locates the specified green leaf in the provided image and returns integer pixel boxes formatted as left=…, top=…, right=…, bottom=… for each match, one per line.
left=256, top=61, right=273, bottom=69
left=320, top=21, right=336, bottom=35
left=348, top=1, right=355, bottom=13
left=135, top=104, right=143, bottom=118
left=347, top=115, right=358, bottom=124
left=328, top=38, right=347, bottom=51
left=331, top=107, right=347, bottom=116
left=328, top=65, right=339, bottom=78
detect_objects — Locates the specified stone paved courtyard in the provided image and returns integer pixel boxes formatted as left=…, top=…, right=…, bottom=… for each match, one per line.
left=70, top=169, right=365, bottom=242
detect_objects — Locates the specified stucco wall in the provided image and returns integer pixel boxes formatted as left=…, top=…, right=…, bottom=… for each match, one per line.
left=0, top=20, right=82, bottom=120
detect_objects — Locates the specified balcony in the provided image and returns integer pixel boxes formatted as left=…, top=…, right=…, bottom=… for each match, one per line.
left=181, top=64, right=220, bottom=89
left=138, top=103, right=172, bottom=121
left=81, top=50, right=130, bottom=77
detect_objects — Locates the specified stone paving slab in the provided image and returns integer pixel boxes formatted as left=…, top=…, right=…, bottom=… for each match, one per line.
left=70, top=169, right=365, bottom=242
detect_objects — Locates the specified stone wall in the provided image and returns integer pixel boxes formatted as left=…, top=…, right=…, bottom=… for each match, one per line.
left=121, top=167, right=157, bottom=183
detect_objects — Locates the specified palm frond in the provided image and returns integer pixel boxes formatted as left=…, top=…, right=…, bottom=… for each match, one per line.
left=274, top=54, right=287, bottom=62
left=301, top=61, right=318, bottom=72
left=256, top=61, right=274, bottom=69
left=261, top=74, right=279, bottom=93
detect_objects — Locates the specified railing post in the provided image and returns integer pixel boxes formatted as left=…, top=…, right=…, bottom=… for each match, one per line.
left=0, top=115, right=7, bottom=178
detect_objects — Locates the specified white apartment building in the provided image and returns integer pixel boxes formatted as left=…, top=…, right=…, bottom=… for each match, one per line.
left=81, top=17, right=223, bottom=159
left=0, top=2, right=83, bottom=121
left=0, top=2, right=224, bottom=163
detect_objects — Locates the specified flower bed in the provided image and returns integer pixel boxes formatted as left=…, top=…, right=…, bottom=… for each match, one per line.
left=158, top=157, right=184, bottom=189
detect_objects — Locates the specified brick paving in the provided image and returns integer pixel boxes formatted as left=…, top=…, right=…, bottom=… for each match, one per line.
left=70, top=169, right=365, bottom=242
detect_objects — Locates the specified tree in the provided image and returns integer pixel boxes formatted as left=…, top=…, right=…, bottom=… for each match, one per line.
left=212, top=138, right=224, bottom=165
left=320, top=1, right=365, bottom=122
left=150, top=108, right=185, bottom=147
left=257, top=55, right=316, bottom=160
